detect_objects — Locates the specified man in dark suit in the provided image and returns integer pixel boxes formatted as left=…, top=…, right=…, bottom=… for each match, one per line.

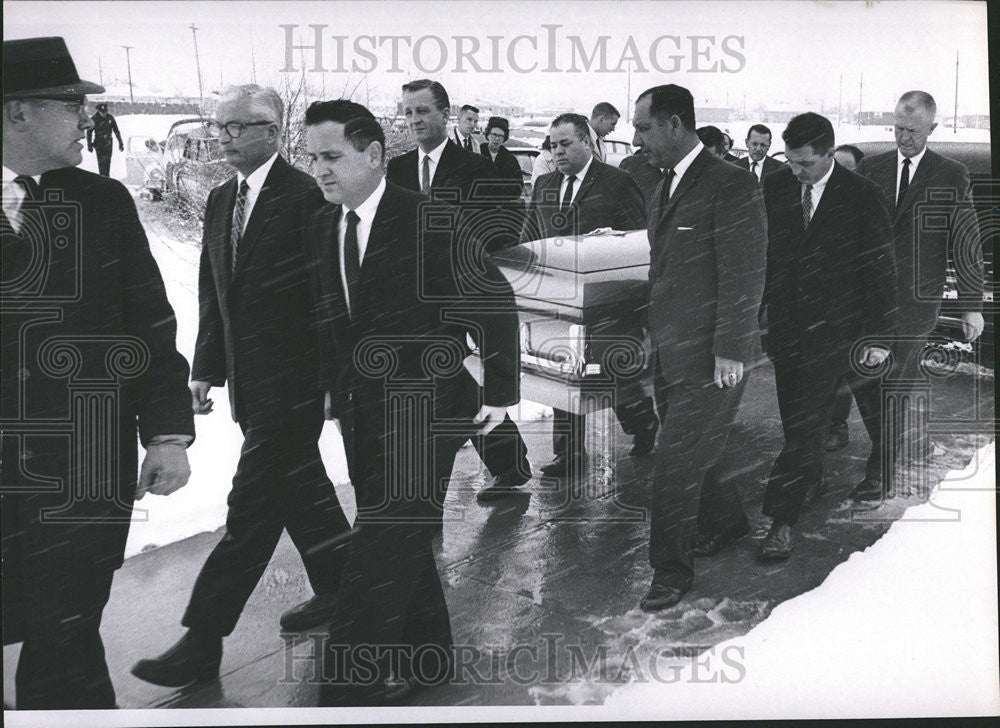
left=131, top=85, right=351, bottom=688
left=619, top=149, right=664, bottom=207
left=2, top=37, right=194, bottom=709
left=301, top=100, right=520, bottom=704
left=849, top=91, right=984, bottom=502
left=735, top=124, right=784, bottom=185
left=631, top=84, right=767, bottom=611
left=387, top=79, right=530, bottom=500
left=451, top=103, right=485, bottom=152
left=522, top=112, right=657, bottom=477
left=759, top=112, right=897, bottom=559
left=86, top=102, right=123, bottom=177
left=588, top=102, right=620, bottom=163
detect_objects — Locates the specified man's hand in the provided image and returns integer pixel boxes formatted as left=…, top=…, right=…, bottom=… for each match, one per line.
left=859, top=345, right=890, bottom=368
left=119, top=143, right=125, bottom=152
left=473, top=405, right=507, bottom=435
left=136, top=444, right=191, bottom=499
left=714, top=357, right=744, bottom=389
left=190, top=380, right=214, bottom=415
left=962, top=312, right=985, bottom=342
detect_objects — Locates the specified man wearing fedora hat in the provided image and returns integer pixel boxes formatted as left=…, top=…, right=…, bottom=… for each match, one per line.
left=87, top=102, right=124, bottom=177
left=2, top=36, right=195, bottom=709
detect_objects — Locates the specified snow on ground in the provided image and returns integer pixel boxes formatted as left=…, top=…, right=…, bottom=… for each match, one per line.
left=77, top=114, right=190, bottom=181
left=601, top=441, right=999, bottom=719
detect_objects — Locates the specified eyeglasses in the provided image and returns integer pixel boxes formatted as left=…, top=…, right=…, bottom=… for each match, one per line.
left=28, top=98, right=87, bottom=116
left=205, top=120, right=272, bottom=139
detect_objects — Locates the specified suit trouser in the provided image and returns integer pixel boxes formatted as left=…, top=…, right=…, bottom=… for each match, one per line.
left=648, top=374, right=748, bottom=587
left=763, top=351, right=880, bottom=525
left=471, top=413, right=530, bottom=479
left=829, top=375, right=854, bottom=422
left=552, top=394, right=658, bottom=458
left=95, top=146, right=113, bottom=177
left=182, top=416, right=351, bottom=636
left=319, top=402, right=458, bottom=706
left=849, top=337, right=928, bottom=482
left=1, top=438, right=124, bottom=709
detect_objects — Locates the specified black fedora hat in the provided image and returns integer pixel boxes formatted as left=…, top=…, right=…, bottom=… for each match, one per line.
left=3, top=36, right=105, bottom=99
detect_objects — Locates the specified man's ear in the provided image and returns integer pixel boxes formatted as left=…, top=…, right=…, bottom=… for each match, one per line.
left=3, top=99, right=29, bottom=127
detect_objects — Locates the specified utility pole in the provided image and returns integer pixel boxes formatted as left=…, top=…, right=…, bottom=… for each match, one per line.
left=98, top=56, right=104, bottom=87
left=249, top=28, right=257, bottom=84
left=837, top=73, right=843, bottom=127
left=189, top=24, right=204, bottom=114
left=953, top=50, right=959, bottom=134
left=121, top=45, right=134, bottom=104
left=857, top=72, right=863, bottom=130
left=626, top=63, right=631, bottom=122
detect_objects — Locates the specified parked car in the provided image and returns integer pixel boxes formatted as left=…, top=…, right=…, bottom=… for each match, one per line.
left=602, top=138, right=633, bottom=168
left=507, top=145, right=541, bottom=201
left=124, top=118, right=234, bottom=216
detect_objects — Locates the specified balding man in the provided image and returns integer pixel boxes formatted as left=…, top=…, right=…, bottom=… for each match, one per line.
left=131, top=85, right=352, bottom=687
left=849, top=90, right=984, bottom=502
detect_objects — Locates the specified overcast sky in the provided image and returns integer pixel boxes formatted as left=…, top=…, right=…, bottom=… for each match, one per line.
left=5, top=0, right=991, bottom=117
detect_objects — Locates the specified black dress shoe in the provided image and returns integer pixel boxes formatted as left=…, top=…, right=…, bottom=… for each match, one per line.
left=280, top=593, right=339, bottom=632
left=640, top=581, right=688, bottom=612
left=629, top=424, right=658, bottom=457
left=540, top=454, right=585, bottom=477
left=130, top=630, right=222, bottom=687
left=759, top=520, right=793, bottom=561
left=824, top=419, right=849, bottom=451
left=477, top=469, right=531, bottom=501
left=850, top=476, right=885, bottom=503
left=691, top=526, right=748, bottom=557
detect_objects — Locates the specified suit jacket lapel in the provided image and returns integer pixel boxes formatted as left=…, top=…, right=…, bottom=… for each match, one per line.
left=353, top=192, right=395, bottom=318
left=801, top=164, right=843, bottom=242
left=894, top=149, right=936, bottom=224
left=212, top=178, right=237, bottom=295
left=233, top=158, right=286, bottom=278
left=650, top=148, right=709, bottom=242
left=572, top=161, right=601, bottom=209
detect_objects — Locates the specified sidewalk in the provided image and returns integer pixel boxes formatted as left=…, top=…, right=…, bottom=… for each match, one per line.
left=3, top=359, right=993, bottom=710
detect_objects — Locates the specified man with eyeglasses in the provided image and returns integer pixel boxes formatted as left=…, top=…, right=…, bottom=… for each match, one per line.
left=131, top=84, right=352, bottom=688
left=2, top=36, right=194, bottom=709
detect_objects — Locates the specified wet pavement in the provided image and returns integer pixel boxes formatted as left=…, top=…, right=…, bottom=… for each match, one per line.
left=3, top=355, right=994, bottom=709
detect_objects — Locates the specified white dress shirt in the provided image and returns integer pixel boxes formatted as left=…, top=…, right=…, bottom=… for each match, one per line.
left=338, top=177, right=386, bottom=313
left=558, top=155, right=594, bottom=206
left=748, top=157, right=764, bottom=183
left=803, top=158, right=836, bottom=220
left=234, top=152, right=278, bottom=235
left=2, top=166, right=41, bottom=234
left=418, top=137, right=449, bottom=189
left=668, top=141, right=705, bottom=198
left=896, top=146, right=927, bottom=201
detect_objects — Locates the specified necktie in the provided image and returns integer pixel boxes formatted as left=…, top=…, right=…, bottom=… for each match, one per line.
left=660, top=168, right=676, bottom=205
left=595, top=137, right=605, bottom=163
left=421, top=155, right=431, bottom=194
left=3, top=176, right=40, bottom=233
left=463, top=136, right=472, bottom=151
left=896, top=158, right=911, bottom=210
left=343, top=210, right=361, bottom=317
left=231, top=180, right=249, bottom=273
left=750, top=161, right=759, bottom=182
left=560, top=175, right=576, bottom=210
left=802, top=184, right=813, bottom=228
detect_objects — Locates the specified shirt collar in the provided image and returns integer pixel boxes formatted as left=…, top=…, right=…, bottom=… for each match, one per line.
left=672, top=141, right=704, bottom=181
left=236, top=152, right=279, bottom=192
left=343, top=176, right=386, bottom=226
left=2, top=166, right=41, bottom=185
left=419, top=137, right=449, bottom=167
left=898, top=145, right=927, bottom=172
left=807, top=158, right=836, bottom=192
left=566, top=154, right=594, bottom=183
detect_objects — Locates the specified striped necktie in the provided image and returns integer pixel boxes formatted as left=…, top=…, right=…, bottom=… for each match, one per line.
left=231, top=180, right=249, bottom=273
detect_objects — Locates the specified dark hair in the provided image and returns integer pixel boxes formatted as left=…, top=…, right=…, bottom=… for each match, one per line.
left=696, top=125, right=726, bottom=153
left=459, top=104, right=479, bottom=115
left=550, top=112, right=591, bottom=142
left=746, top=123, right=772, bottom=141
left=96, top=102, right=108, bottom=112
left=485, top=116, right=509, bottom=140
left=541, top=134, right=551, bottom=152
left=834, top=144, right=864, bottom=165
left=401, top=79, right=450, bottom=112
left=591, top=101, right=620, bottom=119
left=636, top=84, right=696, bottom=131
left=782, top=112, right=835, bottom=154
left=304, top=99, right=386, bottom=158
